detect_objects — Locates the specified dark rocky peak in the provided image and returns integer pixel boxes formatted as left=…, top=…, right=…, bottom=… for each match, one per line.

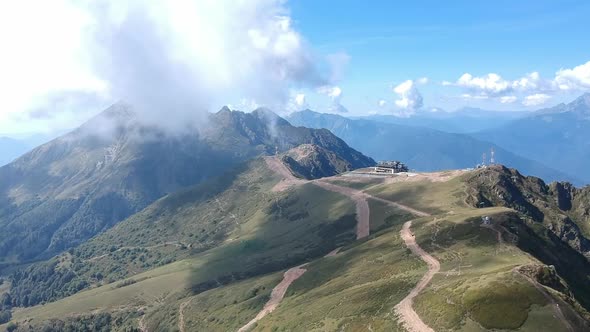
left=465, top=165, right=590, bottom=260
left=280, top=143, right=375, bottom=180
left=217, top=105, right=232, bottom=114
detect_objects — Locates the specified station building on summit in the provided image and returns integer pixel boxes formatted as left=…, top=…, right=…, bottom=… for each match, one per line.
left=374, top=161, right=409, bottom=174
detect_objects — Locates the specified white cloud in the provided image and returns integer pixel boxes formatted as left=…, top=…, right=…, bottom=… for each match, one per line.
left=445, top=61, right=590, bottom=106
left=416, top=77, right=429, bottom=84
left=461, top=93, right=489, bottom=100
left=500, top=96, right=518, bottom=104
left=378, top=100, right=387, bottom=107
left=0, top=1, right=107, bottom=133
left=284, top=92, right=309, bottom=113
left=318, top=86, right=342, bottom=99
left=318, top=85, right=347, bottom=113
left=394, top=80, right=423, bottom=112
left=456, top=73, right=511, bottom=96
left=523, top=93, right=551, bottom=106
left=555, top=60, right=590, bottom=90
left=295, top=94, right=307, bottom=107
left=0, top=0, right=334, bottom=134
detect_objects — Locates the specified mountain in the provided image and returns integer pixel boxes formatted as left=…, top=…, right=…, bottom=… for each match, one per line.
left=0, top=137, right=30, bottom=167
left=0, top=104, right=372, bottom=265
left=4, top=161, right=590, bottom=331
left=465, top=165, right=590, bottom=309
left=361, top=107, right=526, bottom=133
left=287, top=110, right=579, bottom=184
left=476, top=93, right=590, bottom=184
left=280, top=143, right=374, bottom=179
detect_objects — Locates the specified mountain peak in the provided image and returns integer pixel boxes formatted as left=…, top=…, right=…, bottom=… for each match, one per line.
left=571, top=92, right=590, bottom=108
left=77, top=102, right=137, bottom=134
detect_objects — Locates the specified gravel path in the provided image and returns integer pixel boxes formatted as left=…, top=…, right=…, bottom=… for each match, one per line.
left=312, top=180, right=370, bottom=239
left=264, top=156, right=438, bottom=331
left=237, top=264, right=308, bottom=332
left=395, top=220, right=439, bottom=332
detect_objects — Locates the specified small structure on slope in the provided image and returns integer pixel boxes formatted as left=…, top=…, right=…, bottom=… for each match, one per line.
left=374, top=161, right=409, bottom=174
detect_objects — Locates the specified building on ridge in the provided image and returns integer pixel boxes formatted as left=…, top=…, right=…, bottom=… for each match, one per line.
left=374, top=161, right=409, bottom=174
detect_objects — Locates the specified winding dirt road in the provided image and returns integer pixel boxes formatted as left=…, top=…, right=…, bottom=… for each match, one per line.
left=264, top=156, right=440, bottom=331
left=312, top=180, right=370, bottom=239
left=237, top=264, right=308, bottom=332
left=395, top=220, right=440, bottom=332
left=265, top=156, right=372, bottom=239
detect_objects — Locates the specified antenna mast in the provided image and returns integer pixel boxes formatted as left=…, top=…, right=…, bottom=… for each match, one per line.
left=482, top=152, right=487, bottom=167
left=490, top=147, right=495, bottom=165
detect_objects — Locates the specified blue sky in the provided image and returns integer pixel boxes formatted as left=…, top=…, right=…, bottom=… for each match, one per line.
left=289, top=0, right=590, bottom=113
left=1, top=0, right=590, bottom=135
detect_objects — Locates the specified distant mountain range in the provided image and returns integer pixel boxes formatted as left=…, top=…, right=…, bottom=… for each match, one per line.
left=475, top=93, right=590, bottom=184
left=0, top=104, right=372, bottom=265
left=3, top=99, right=590, bottom=331
left=287, top=110, right=580, bottom=184
left=359, top=107, right=526, bottom=133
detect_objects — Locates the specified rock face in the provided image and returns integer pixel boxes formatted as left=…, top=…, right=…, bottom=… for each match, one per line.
left=465, top=165, right=590, bottom=259
left=516, top=264, right=571, bottom=296
left=280, top=144, right=374, bottom=180
left=0, top=105, right=372, bottom=264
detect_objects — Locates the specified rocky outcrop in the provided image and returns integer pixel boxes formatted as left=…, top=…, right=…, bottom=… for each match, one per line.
left=465, top=165, right=590, bottom=260
left=280, top=144, right=374, bottom=180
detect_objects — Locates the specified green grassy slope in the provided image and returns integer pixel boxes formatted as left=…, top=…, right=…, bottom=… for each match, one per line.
left=4, top=168, right=590, bottom=331
left=5, top=160, right=359, bottom=329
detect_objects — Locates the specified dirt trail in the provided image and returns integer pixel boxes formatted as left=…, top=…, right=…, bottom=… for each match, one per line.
left=264, top=156, right=438, bottom=331
left=138, top=314, right=148, bottom=332
left=237, top=264, right=308, bottom=332
left=264, top=156, right=306, bottom=192
left=312, top=180, right=370, bottom=239
left=325, top=247, right=341, bottom=257
left=395, top=220, right=440, bottom=332
left=264, top=156, right=372, bottom=239
left=178, top=297, right=193, bottom=332
left=265, top=156, right=429, bottom=240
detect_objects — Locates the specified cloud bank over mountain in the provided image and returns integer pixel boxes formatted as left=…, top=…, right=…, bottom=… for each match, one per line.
left=0, top=0, right=343, bottom=134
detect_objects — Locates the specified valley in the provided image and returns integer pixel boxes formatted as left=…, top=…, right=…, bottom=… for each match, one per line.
left=3, top=1, right=590, bottom=331
left=3, top=152, right=589, bottom=331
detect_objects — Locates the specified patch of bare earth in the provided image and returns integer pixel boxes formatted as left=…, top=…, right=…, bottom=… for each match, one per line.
left=384, top=170, right=467, bottom=184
